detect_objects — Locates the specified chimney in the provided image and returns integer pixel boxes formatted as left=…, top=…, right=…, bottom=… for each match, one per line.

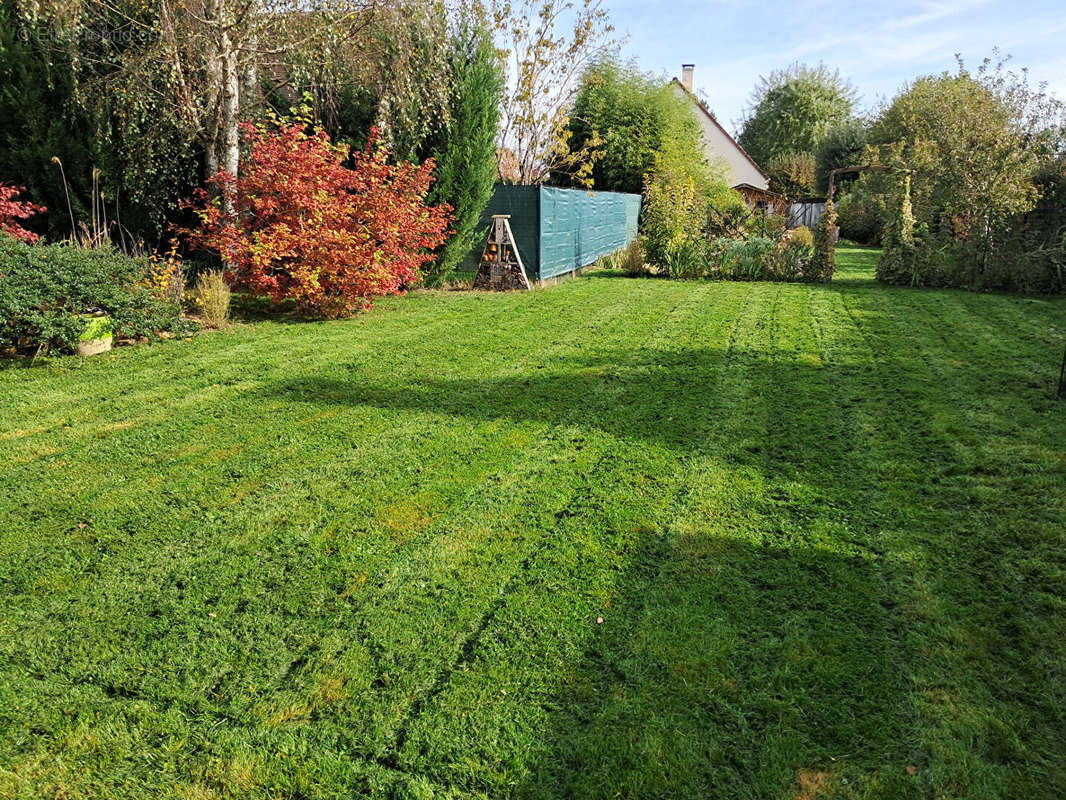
left=681, top=64, right=694, bottom=93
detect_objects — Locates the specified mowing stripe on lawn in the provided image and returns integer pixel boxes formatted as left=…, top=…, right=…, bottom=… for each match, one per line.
left=0, top=281, right=693, bottom=796
left=2, top=285, right=656, bottom=665
left=0, top=278, right=640, bottom=578
left=276, top=282, right=701, bottom=763
left=394, top=281, right=761, bottom=794
left=522, top=283, right=904, bottom=798
left=0, top=281, right=677, bottom=795
left=834, top=278, right=1066, bottom=797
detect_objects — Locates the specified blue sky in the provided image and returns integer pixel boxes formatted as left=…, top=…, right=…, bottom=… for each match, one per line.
left=609, top=0, right=1066, bottom=135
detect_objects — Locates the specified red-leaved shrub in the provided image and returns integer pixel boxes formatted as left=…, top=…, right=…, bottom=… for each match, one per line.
left=0, top=183, right=45, bottom=243
left=185, top=123, right=451, bottom=317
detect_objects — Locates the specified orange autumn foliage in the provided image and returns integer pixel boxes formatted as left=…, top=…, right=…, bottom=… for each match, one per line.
left=185, top=123, right=451, bottom=317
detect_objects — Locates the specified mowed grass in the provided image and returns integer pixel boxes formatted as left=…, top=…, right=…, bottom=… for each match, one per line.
left=2, top=246, right=1065, bottom=799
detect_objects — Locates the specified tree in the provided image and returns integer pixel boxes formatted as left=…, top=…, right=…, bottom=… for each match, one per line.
left=738, top=63, right=857, bottom=169
left=766, top=150, right=816, bottom=198
left=2, top=2, right=219, bottom=242
left=184, top=122, right=451, bottom=317
left=18, top=0, right=377, bottom=214
left=869, top=62, right=1042, bottom=238
left=0, top=5, right=97, bottom=239
left=319, top=0, right=453, bottom=162
left=423, top=11, right=504, bottom=281
left=815, top=118, right=869, bottom=194
left=492, top=0, right=615, bottom=184
left=867, top=55, right=1066, bottom=291
left=562, top=57, right=702, bottom=194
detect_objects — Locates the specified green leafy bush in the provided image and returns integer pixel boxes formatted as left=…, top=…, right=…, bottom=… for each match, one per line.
left=836, top=186, right=885, bottom=245
left=878, top=230, right=1066, bottom=293
left=877, top=156, right=1066, bottom=294
left=788, top=226, right=814, bottom=250
left=0, top=8, right=200, bottom=243
left=0, top=238, right=192, bottom=355
left=808, top=196, right=838, bottom=283
left=869, top=67, right=1041, bottom=238
left=705, top=236, right=817, bottom=282
left=706, top=194, right=757, bottom=238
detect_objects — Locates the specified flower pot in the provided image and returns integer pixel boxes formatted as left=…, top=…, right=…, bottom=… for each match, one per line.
left=76, top=314, right=114, bottom=357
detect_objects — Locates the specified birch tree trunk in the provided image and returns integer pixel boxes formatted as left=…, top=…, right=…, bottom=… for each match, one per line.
left=219, top=27, right=241, bottom=216
left=241, top=35, right=260, bottom=113
left=202, top=0, right=223, bottom=182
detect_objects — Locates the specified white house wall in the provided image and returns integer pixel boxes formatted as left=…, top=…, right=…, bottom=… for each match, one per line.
left=671, top=83, right=769, bottom=191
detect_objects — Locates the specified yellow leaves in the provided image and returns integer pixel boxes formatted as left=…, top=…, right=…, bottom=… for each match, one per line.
left=142, top=248, right=185, bottom=305
left=494, top=0, right=616, bottom=183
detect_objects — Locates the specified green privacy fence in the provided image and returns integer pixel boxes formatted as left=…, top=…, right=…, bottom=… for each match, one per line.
left=462, top=185, right=641, bottom=282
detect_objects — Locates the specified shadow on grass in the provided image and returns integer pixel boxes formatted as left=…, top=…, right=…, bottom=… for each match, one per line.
left=254, top=334, right=928, bottom=797
left=506, top=534, right=918, bottom=799
left=228, top=293, right=318, bottom=324
left=0, top=355, right=43, bottom=370
left=261, top=347, right=874, bottom=464
left=254, top=275, right=1063, bottom=797
left=320, top=338, right=924, bottom=795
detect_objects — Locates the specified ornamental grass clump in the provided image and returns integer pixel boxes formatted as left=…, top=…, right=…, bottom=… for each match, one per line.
left=616, top=237, right=646, bottom=276
left=191, top=270, right=231, bottom=328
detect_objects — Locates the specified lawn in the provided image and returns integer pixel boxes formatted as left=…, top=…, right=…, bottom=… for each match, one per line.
left=2, top=246, right=1065, bottom=800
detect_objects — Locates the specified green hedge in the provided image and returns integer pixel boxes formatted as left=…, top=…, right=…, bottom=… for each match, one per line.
left=877, top=235, right=1066, bottom=294
left=0, top=237, right=192, bottom=354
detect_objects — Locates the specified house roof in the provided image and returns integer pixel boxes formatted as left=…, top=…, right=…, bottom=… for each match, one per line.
left=670, top=78, right=769, bottom=183
left=733, top=183, right=787, bottom=200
